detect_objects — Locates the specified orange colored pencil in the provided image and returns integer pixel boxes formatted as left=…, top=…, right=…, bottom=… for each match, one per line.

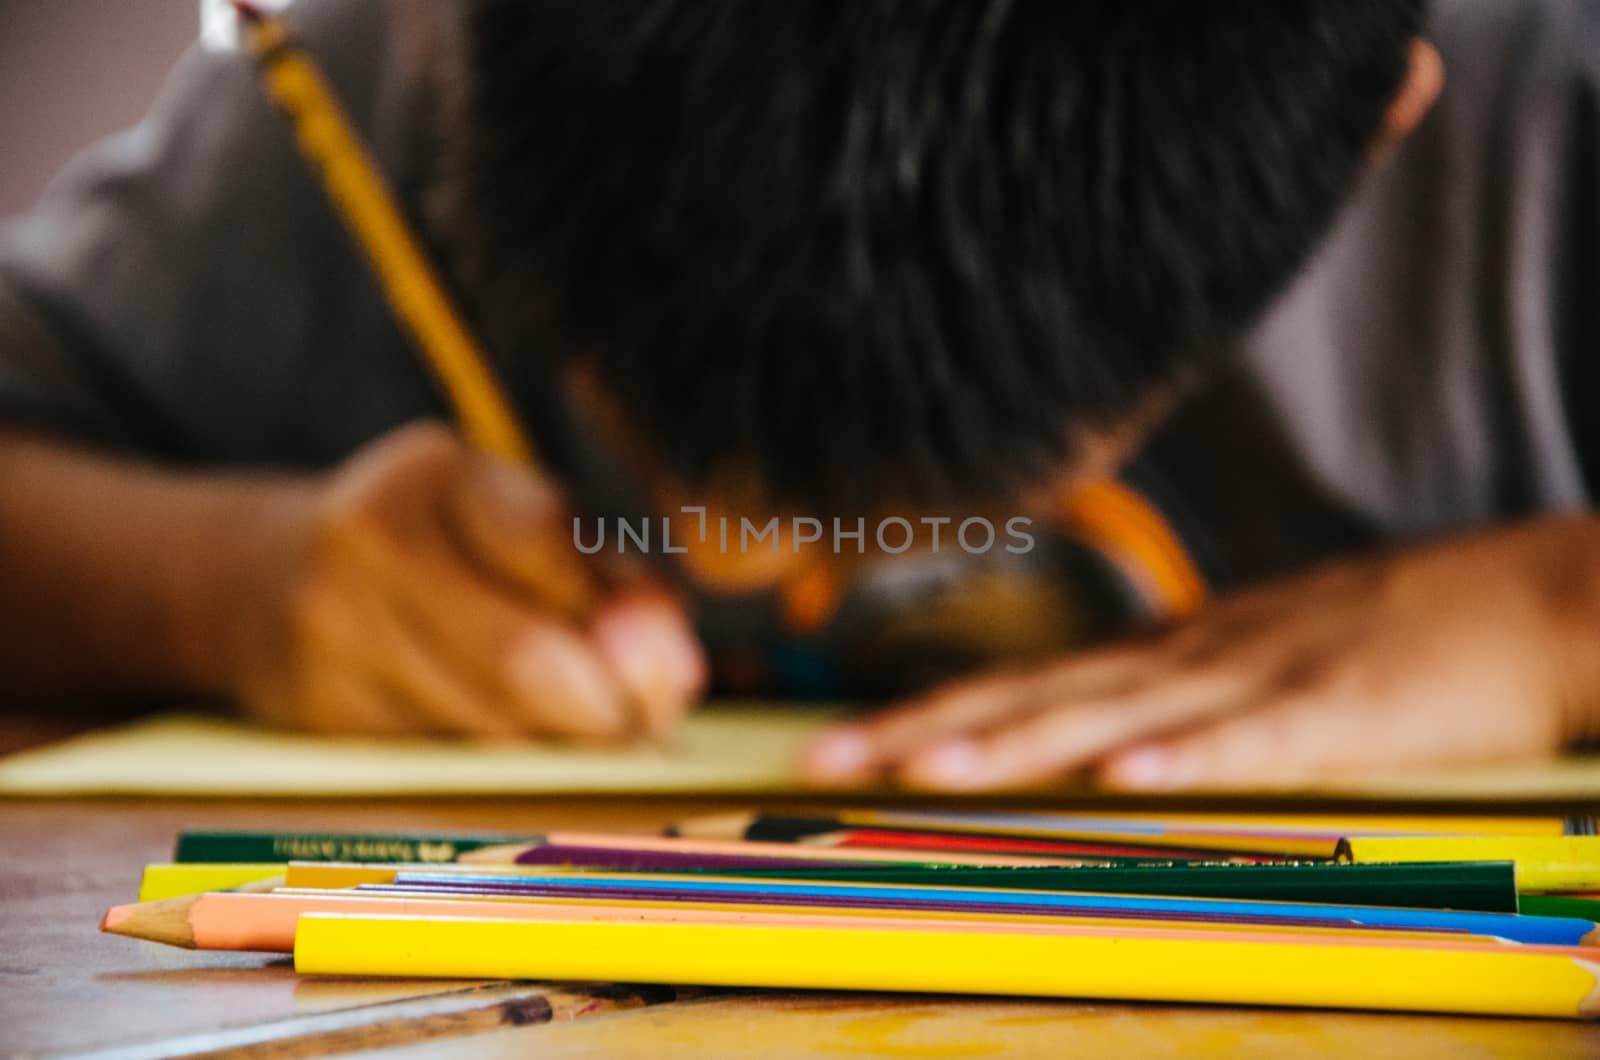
left=101, top=890, right=1515, bottom=955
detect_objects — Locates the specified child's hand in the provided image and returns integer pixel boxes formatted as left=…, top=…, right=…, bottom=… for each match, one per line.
left=222, top=422, right=705, bottom=739
left=803, top=517, right=1600, bottom=790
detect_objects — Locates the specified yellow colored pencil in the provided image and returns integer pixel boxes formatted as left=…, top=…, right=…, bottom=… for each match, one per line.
left=234, top=2, right=529, bottom=463
left=682, top=810, right=1590, bottom=859
left=1338, top=837, right=1600, bottom=893
left=867, top=815, right=1570, bottom=858
left=138, top=864, right=287, bottom=902
left=1054, top=812, right=1581, bottom=835
left=293, top=915, right=1600, bottom=1018
left=269, top=887, right=1492, bottom=946
left=684, top=810, right=1588, bottom=838
left=144, top=860, right=572, bottom=899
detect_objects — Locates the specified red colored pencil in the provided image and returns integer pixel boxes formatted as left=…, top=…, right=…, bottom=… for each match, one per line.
left=809, top=828, right=1275, bottom=862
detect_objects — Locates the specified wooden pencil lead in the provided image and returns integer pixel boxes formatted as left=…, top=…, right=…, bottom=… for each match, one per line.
left=100, top=895, right=201, bottom=949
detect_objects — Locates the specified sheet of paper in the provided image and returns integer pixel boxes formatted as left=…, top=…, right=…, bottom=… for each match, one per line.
left=3, top=704, right=1599, bottom=801
left=0, top=705, right=849, bottom=796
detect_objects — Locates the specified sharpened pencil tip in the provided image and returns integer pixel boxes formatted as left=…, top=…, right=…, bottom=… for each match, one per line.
left=101, top=905, right=133, bottom=933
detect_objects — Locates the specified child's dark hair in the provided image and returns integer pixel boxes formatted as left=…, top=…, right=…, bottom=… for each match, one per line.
left=443, top=1, right=1426, bottom=510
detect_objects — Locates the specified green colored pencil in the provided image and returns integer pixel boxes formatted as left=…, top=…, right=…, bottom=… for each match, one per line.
left=174, top=830, right=530, bottom=865
left=659, top=860, right=1519, bottom=912
left=1520, top=894, right=1600, bottom=920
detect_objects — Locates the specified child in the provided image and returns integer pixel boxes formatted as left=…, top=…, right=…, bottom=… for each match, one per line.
left=1, top=0, right=1594, bottom=790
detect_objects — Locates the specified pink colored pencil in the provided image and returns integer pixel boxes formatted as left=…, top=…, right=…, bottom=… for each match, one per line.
left=99, top=889, right=1568, bottom=957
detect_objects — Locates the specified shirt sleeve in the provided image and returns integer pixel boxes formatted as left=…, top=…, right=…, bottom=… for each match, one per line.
left=0, top=0, right=442, bottom=468
left=1550, top=1, right=1600, bottom=495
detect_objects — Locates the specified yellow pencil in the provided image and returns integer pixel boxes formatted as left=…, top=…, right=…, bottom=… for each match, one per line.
left=856, top=813, right=1578, bottom=857
left=233, top=2, right=530, bottom=463
left=293, top=914, right=1600, bottom=1018
left=1338, top=837, right=1600, bottom=893
left=138, top=864, right=288, bottom=902
left=143, top=860, right=572, bottom=900
left=681, top=811, right=1590, bottom=859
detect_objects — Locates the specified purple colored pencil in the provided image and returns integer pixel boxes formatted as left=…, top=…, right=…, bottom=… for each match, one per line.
left=353, top=872, right=1584, bottom=945
left=508, top=845, right=869, bottom=873
left=352, top=881, right=1376, bottom=933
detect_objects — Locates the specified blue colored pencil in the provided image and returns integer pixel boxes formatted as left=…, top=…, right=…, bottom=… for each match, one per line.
left=382, top=871, right=1599, bottom=948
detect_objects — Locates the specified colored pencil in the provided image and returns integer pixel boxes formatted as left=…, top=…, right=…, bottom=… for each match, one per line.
left=273, top=856, right=1110, bottom=891
left=280, top=886, right=1471, bottom=939
left=677, top=811, right=1595, bottom=858
left=454, top=856, right=1518, bottom=911
left=273, top=857, right=1212, bottom=892
left=848, top=809, right=1596, bottom=837
left=369, top=871, right=1595, bottom=945
left=345, top=882, right=1597, bottom=948
left=101, top=891, right=1493, bottom=954
left=147, top=859, right=616, bottom=899
left=459, top=833, right=1075, bottom=868
left=477, top=846, right=890, bottom=873
left=138, top=864, right=289, bottom=903
left=468, top=843, right=1083, bottom=873
left=1337, top=837, right=1600, bottom=893
left=173, top=831, right=526, bottom=865
left=181, top=828, right=1129, bottom=869
left=1523, top=896, right=1600, bottom=921
left=281, top=862, right=605, bottom=889
left=801, top=828, right=1266, bottom=862
left=291, top=914, right=1600, bottom=1018
left=233, top=2, right=530, bottom=462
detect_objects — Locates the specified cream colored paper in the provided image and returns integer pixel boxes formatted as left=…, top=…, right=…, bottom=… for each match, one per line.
left=3, top=704, right=1599, bottom=801
left=0, top=705, right=847, bottom=796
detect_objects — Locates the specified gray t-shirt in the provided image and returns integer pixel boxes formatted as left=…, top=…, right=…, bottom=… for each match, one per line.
left=0, top=0, right=1593, bottom=572
left=0, top=0, right=445, bottom=466
left=1207, top=0, right=1598, bottom=573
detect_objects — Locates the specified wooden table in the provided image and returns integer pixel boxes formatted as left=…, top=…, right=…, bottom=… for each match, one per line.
left=5, top=723, right=1600, bottom=1057
left=10, top=798, right=1600, bottom=1058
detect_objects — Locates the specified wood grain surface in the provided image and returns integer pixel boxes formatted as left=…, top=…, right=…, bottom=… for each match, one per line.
left=361, top=991, right=1600, bottom=1060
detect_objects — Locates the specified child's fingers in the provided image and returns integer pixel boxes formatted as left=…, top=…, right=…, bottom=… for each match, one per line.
left=1097, top=663, right=1564, bottom=792
left=803, top=607, right=1289, bottom=786
left=893, top=663, right=1256, bottom=790
left=259, top=567, right=436, bottom=737
left=448, top=445, right=705, bottom=738
left=1095, top=698, right=1348, bottom=791
left=498, top=620, right=632, bottom=739
left=590, top=590, right=707, bottom=737
left=802, top=641, right=1170, bottom=783
left=295, top=666, right=425, bottom=739
left=249, top=632, right=417, bottom=739
left=363, top=592, right=532, bottom=740
left=801, top=670, right=1043, bottom=783
left=384, top=551, right=630, bottom=739
left=449, top=452, right=596, bottom=617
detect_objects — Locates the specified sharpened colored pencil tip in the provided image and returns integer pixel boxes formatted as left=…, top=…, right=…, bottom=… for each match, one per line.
left=101, top=905, right=133, bottom=933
